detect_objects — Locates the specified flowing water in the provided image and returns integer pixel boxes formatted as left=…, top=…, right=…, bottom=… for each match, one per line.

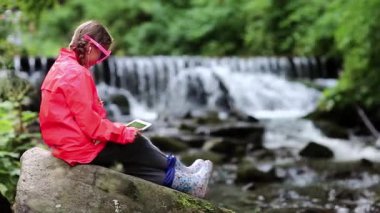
left=14, top=55, right=331, bottom=120
left=208, top=118, right=380, bottom=212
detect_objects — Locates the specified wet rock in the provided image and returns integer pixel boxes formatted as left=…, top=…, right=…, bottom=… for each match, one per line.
left=109, top=94, right=130, bottom=115
left=198, top=122, right=264, bottom=137
left=150, top=136, right=189, bottom=153
left=212, top=72, right=234, bottom=112
left=236, top=162, right=283, bottom=183
left=196, top=123, right=264, bottom=149
left=313, top=120, right=349, bottom=139
left=334, top=188, right=357, bottom=201
left=202, top=138, right=247, bottom=159
left=194, top=111, right=222, bottom=125
left=180, top=150, right=225, bottom=165
left=176, top=135, right=208, bottom=148
left=0, top=193, right=11, bottom=213
left=325, top=170, right=352, bottom=180
left=179, top=121, right=198, bottom=132
left=251, top=149, right=276, bottom=161
left=228, top=108, right=259, bottom=123
left=299, top=142, right=334, bottom=159
left=262, top=208, right=335, bottom=213
left=296, top=208, right=335, bottom=213
left=14, top=147, right=231, bottom=213
left=360, top=158, right=374, bottom=168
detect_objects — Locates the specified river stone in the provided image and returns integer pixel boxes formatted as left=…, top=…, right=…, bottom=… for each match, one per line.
left=150, top=136, right=189, bottom=153
left=195, top=123, right=264, bottom=149
left=180, top=150, right=225, bottom=165
left=14, top=147, right=233, bottom=213
left=299, top=142, right=334, bottom=159
left=236, top=162, right=284, bottom=183
left=313, top=120, right=349, bottom=139
left=202, top=138, right=247, bottom=159
left=175, top=135, right=208, bottom=148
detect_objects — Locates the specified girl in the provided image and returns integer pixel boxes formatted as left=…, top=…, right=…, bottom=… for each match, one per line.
left=39, top=20, right=213, bottom=198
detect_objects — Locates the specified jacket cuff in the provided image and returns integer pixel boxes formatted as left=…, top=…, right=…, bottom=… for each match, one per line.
left=122, top=126, right=138, bottom=143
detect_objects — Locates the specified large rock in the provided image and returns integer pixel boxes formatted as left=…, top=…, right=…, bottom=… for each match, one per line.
left=299, top=142, right=334, bottom=159
left=313, top=120, right=349, bottom=139
left=14, top=147, right=233, bottom=213
left=196, top=123, right=265, bottom=150
left=236, top=161, right=284, bottom=183
left=150, top=136, right=189, bottom=153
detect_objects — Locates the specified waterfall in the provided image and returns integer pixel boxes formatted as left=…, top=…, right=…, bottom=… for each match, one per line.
left=14, top=56, right=338, bottom=121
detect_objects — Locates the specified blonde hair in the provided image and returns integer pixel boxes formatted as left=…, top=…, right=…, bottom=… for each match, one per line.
left=69, top=20, right=113, bottom=65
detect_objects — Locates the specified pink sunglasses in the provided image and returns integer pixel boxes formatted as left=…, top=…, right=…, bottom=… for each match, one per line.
left=83, top=34, right=111, bottom=64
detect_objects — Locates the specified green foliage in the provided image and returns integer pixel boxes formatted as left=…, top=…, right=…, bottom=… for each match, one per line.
left=0, top=7, right=21, bottom=68
left=22, top=0, right=247, bottom=56
left=0, top=100, right=39, bottom=202
left=7, top=0, right=380, bottom=119
left=0, top=73, right=40, bottom=202
left=0, top=0, right=52, bottom=202
left=318, top=0, right=380, bottom=110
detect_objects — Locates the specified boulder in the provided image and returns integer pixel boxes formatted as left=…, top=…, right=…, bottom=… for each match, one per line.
left=180, top=150, right=225, bottom=165
left=202, top=138, right=247, bottom=159
left=313, top=120, right=349, bottom=139
left=299, top=142, right=334, bottom=159
left=236, top=162, right=284, bottom=183
left=196, top=123, right=264, bottom=149
left=175, top=135, right=208, bottom=148
left=150, top=136, right=189, bottom=153
left=14, top=147, right=233, bottom=213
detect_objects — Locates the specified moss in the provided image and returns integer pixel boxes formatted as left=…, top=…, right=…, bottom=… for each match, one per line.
left=174, top=193, right=237, bottom=213
left=175, top=193, right=216, bottom=213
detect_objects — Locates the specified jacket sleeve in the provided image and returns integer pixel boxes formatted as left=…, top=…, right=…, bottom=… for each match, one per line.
left=62, top=71, right=137, bottom=144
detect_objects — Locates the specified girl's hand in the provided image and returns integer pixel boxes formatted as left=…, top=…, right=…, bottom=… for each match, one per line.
left=131, top=127, right=141, bottom=136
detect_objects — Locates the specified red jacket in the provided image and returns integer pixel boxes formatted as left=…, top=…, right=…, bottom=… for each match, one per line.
left=39, top=48, right=137, bottom=166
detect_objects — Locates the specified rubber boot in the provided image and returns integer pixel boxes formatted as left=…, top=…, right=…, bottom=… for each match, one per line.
left=171, top=160, right=213, bottom=198
left=175, top=159, right=205, bottom=174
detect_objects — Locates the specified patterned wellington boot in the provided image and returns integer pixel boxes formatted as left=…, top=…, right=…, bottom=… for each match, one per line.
left=175, top=159, right=205, bottom=174
left=171, top=160, right=213, bottom=198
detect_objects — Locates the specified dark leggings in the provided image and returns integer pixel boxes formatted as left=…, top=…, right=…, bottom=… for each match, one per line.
left=91, top=135, right=168, bottom=185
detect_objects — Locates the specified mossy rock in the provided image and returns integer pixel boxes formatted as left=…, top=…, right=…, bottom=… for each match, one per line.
left=202, top=138, right=246, bottom=158
left=14, top=147, right=234, bottom=213
left=313, top=120, right=349, bottom=139
left=236, top=162, right=283, bottom=183
left=299, top=142, right=334, bottom=159
left=179, top=150, right=225, bottom=165
left=150, top=136, right=189, bottom=153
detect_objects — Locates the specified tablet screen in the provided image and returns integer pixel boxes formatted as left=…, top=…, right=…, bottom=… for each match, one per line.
left=126, top=119, right=151, bottom=130
left=127, top=121, right=148, bottom=129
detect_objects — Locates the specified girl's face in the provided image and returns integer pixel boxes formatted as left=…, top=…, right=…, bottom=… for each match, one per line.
left=85, top=45, right=102, bottom=68
left=82, top=34, right=111, bottom=68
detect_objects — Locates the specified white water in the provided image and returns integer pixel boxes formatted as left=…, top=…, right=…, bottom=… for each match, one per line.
left=264, top=119, right=380, bottom=163
left=161, top=65, right=321, bottom=119
left=13, top=55, right=332, bottom=121
left=96, top=83, right=158, bottom=121
left=214, top=67, right=321, bottom=119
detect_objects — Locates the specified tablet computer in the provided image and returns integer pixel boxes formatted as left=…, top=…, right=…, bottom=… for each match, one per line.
left=126, top=119, right=152, bottom=131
